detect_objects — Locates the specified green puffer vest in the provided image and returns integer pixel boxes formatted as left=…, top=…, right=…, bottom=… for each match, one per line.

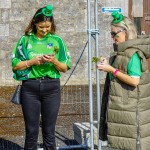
left=106, top=36, right=150, bottom=150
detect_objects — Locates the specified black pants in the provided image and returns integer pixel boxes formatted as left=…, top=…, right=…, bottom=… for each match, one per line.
left=21, top=78, right=60, bottom=150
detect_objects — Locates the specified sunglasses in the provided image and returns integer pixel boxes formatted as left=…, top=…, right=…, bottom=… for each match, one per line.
left=110, top=29, right=124, bottom=38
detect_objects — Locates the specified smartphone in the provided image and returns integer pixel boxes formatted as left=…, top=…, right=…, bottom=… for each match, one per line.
left=43, top=54, right=54, bottom=57
left=48, top=54, right=54, bottom=56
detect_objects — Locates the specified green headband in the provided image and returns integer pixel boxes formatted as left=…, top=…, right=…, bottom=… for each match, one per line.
left=35, top=5, right=53, bottom=18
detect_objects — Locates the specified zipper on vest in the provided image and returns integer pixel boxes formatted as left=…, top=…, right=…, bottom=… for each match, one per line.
left=136, top=109, right=140, bottom=150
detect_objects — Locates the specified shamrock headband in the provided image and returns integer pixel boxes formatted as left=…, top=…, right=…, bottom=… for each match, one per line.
left=35, top=5, right=53, bottom=18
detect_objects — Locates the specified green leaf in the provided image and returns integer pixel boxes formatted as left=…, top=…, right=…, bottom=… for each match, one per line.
left=92, top=56, right=103, bottom=63
left=54, top=46, right=59, bottom=54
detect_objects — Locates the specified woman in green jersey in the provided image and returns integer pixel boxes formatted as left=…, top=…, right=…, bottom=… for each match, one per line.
left=11, top=5, right=71, bottom=150
left=97, top=11, right=150, bottom=150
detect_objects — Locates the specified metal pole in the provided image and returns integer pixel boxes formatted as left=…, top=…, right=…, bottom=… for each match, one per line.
left=94, top=0, right=102, bottom=150
left=87, top=0, right=94, bottom=150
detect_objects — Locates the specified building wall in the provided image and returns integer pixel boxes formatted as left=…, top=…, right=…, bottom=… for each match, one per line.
left=0, top=0, right=128, bottom=86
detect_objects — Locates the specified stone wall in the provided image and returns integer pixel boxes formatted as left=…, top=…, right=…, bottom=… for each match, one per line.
left=0, top=0, right=128, bottom=86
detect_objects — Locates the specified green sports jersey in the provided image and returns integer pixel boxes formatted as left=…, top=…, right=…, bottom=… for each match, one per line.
left=109, top=53, right=141, bottom=79
left=12, top=33, right=71, bottom=80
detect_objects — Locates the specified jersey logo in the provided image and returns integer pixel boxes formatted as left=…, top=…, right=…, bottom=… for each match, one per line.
left=27, top=44, right=32, bottom=49
left=47, top=43, right=53, bottom=49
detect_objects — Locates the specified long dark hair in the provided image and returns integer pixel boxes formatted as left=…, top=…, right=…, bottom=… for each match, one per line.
left=24, top=7, right=56, bottom=35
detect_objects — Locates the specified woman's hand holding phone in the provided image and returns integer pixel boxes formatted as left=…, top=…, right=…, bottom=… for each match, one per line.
left=42, top=54, right=55, bottom=63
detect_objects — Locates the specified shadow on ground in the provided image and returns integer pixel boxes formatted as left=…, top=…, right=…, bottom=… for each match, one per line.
left=0, top=138, right=23, bottom=150
left=55, top=131, right=87, bottom=150
left=37, top=131, right=87, bottom=150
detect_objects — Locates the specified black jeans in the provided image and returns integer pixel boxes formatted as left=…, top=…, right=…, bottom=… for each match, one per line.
left=21, top=78, right=60, bottom=150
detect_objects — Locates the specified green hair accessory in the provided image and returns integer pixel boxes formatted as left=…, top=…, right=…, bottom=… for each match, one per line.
left=35, top=5, right=53, bottom=18
left=111, top=11, right=124, bottom=24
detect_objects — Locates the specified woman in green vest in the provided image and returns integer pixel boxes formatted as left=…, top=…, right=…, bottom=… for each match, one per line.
left=97, top=11, right=150, bottom=150
left=11, top=5, right=71, bottom=150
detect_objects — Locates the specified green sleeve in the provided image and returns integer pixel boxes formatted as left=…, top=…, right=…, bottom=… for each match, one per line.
left=127, top=53, right=142, bottom=77
left=11, top=36, right=32, bottom=80
left=58, top=41, right=71, bottom=70
left=11, top=42, right=21, bottom=68
left=11, top=36, right=28, bottom=68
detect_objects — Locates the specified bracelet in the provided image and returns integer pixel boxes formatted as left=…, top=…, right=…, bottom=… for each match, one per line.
left=113, top=69, right=119, bottom=76
left=25, top=60, right=30, bottom=68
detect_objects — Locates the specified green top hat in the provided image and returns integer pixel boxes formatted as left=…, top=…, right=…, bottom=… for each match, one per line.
left=111, top=11, right=124, bottom=24
left=35, top=5, right=53, bottom=18
left=42, top=5, right=53, bottom=17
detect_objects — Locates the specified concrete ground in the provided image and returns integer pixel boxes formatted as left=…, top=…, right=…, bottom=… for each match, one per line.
left=0, top=136, right=118, bottom=150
